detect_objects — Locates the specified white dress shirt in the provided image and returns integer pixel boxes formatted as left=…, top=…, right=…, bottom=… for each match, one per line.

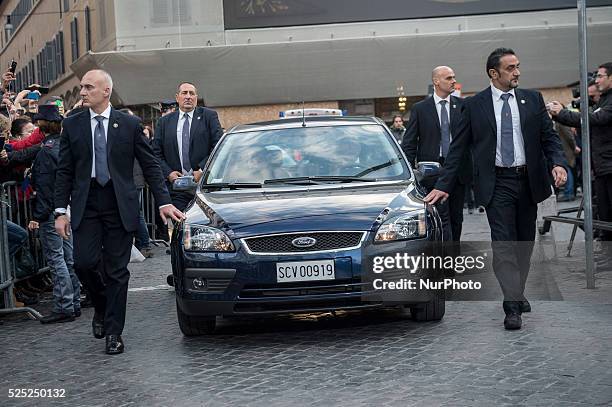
left=176, top=109, right=194, bottom=174
left=89, top=104, right=112, bottom=178
left=55, top=104, right=174, bottom=216
left=433, top=92, right=452, bottom=156
left=55, top=104, right=112, bottom=216
left=490, top=84, right=526, bottom=166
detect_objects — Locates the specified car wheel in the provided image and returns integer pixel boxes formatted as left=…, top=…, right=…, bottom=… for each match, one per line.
left=176, top=300, right=216, bottom=336
left=410, top=290, right=445, bottom=322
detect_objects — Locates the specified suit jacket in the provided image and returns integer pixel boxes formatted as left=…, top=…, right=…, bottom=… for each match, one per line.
left=436, top=87, right=566, bottom=206
left=55, top=108, right=172, bottom=232
left=401, top=95, right=472, bottom=184
left=153, top=106, right=223, bottom=179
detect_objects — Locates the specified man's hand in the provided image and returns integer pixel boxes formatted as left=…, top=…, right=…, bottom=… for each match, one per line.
left=574, top=146, right=581, bottom=155
left=193, top=169, right=203, bottom=183
left=0, top=150, right=8, bottom=164
left=54, top=215, right=71, bottom=239
left=547, top=101, right=564, bottom=117
left=423, top=189, right=449, bottom=205
left=552, top=166, right=567, bottom=188
left=159, top=204, right=186, bottom=224
left=1, top=71, right=15, bottom=90
left=168, top=171, right=182, bottom=182
left=14, top=89, right=30, bottom=104
left=28, top=221, right=39, bottom=231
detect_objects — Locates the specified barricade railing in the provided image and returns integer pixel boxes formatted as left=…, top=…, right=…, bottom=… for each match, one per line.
left=543, top=196, right=612, bottom=257
left=142, top=184, right=169, bottom=247
left=0, top=181, right=43, bottom=320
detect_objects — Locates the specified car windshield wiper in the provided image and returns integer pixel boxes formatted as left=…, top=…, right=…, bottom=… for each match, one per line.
left=201, top=182, right=262, bottom=190
left=355, top=158, right=402, bottom=177
left=264, top=176, right=378, bottom=185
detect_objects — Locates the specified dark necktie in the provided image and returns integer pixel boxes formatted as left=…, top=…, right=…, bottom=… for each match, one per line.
left=500, top=93, right=514, bottom=167
left=439, top=100, right=450, bottom=157
left=182, top=113, right=191, bottom=172
left=94, top=115, right=110, bottom=186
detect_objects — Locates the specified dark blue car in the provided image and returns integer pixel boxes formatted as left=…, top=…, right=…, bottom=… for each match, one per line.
left=171, top=116, right=445, bottom=335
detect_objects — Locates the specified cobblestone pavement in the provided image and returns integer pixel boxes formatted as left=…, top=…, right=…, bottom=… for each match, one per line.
left=1, top=205, right=611, bottom=407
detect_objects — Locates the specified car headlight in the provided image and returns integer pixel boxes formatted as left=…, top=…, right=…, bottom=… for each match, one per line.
left=374, top=210, right=427, bottom=242
left=182, top=223, right=235, bottom=252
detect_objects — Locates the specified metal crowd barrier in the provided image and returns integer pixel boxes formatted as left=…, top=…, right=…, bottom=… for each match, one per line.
left=142, top=184, right=169, bottom=247
left=0, top=181, right=43, bottom=320
left=543, top=196, right=612, bottom=257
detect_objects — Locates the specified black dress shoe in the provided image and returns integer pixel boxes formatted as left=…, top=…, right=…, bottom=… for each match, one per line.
left=105, top=335, right=124, bottom=355
left=92, top=313, right=105, bottom=339
left=504, top=313, right=522, bottom=330
left=74, top=309, right=82, bottom=318
left=40, top=312, right=75, bottom=324
left=520, top=300, right=531, bottom=313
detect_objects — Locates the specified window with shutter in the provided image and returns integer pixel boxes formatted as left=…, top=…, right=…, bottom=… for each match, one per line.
left=29, top=60, right=35, bottom=84
left=85, top=7, right=92, bottom=51
left=41, top=47, right=47, bottom=85
left=71, top=18, right=79, bottom=62
left=151, top=0, right=170, bottom=25
left=172, top=0, right=192, bottom=25
left=99, top=0, right=107, bottom=39
left=58, top=32, right=65, bottom=74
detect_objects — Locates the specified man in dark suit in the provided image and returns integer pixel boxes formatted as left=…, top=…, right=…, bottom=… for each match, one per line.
left=153, top=82, right=223, bottom=211
left=54, top=69, right=184, bottom=354
left=401, top=65, right=472, bottom=242
left=425, top=48, right=567, bottom=330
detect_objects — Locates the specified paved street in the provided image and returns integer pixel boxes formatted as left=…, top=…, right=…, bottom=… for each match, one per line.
left=1, top=203, right=611, bottom=407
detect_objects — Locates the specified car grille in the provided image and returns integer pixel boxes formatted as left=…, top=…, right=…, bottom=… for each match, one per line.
left=235, top=278, right=379, bottom=313
left=239, top=278, right=367, bottom=299
left=243, top=232, right=364, bottom=253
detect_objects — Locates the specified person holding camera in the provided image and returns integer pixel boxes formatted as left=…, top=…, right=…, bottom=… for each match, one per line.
left=549, top=62, right=612, bottom=264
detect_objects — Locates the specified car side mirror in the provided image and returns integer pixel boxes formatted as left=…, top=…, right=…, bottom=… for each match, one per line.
left=414, top=161, right=441, bottom=190
left=173, top=176, right=197, bottom=192
left=414, top=161, right=441, bottom=180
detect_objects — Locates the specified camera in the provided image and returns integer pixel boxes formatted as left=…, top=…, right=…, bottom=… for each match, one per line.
left=571, top=98, right=595, bottom=110
left=570, top=72, right=597, bottom=110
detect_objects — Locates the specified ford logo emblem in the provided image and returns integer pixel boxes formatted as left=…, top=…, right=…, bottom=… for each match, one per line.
left=291, top=237, right=317, bottom=248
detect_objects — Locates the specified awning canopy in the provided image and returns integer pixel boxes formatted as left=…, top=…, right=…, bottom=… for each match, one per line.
left=71, top=23, right=612, bottom=107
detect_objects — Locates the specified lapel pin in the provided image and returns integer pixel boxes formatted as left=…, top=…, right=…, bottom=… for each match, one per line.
left=520, top=99, right=526, bottom=104
left=113, top=123, right=118, bottom=128
left=197, top=116, right=201, bottom=120
left=452, top=104, right=456, bottom=109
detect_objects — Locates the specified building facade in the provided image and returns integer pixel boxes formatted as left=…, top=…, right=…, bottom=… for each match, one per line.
left=1, top=0, right=611, bottom=128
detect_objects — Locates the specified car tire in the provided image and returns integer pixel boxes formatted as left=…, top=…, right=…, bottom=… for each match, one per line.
left=410, top=290, right=445, bottom=322
left=176, top=301, right=216, bottom=336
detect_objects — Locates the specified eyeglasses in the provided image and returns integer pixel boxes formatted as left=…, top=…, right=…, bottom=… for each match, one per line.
left=595, top=73, right=609, bottom=79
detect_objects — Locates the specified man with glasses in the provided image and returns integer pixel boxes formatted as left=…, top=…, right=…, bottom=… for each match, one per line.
left=549, top=62, right=612, bottom=268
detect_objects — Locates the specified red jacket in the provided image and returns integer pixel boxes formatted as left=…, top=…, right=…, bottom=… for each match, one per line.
left=8, top=127, right=45, bottom=150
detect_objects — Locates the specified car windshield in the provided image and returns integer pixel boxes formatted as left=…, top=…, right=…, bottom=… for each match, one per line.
left=204, top=124, right=409, bottom=185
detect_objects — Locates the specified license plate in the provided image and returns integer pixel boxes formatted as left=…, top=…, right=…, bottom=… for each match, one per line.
left=276, top=260, right=335, bottom=283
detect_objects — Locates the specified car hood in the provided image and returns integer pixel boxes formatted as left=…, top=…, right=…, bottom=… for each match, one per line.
left=184, top=182, right=424, bottom=238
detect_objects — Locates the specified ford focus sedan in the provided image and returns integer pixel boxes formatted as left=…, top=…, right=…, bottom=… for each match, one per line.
left=171, top=116, right=445, bottom=335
